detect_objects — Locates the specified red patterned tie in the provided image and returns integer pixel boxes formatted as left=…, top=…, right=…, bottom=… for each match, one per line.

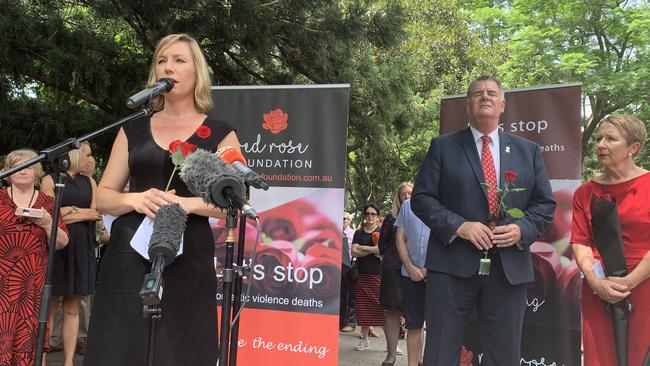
left=481, top=135, right=499, bottom=219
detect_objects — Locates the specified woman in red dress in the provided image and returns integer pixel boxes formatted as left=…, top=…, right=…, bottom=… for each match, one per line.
left=0, top=149, right=68, bottom=366
left=571, top=114, right=650, bottom=366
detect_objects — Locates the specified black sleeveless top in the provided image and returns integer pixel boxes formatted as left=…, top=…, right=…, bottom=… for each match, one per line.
left=83, top=116, right=234, bottom=366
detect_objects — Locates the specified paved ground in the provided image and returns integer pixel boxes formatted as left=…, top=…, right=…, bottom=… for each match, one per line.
left=46, top=329, right=410, bottom=365
left=337, top=328, right=410, bottom=366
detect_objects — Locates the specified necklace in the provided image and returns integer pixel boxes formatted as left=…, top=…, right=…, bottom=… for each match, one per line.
left=10, top=186, right=37, bottom=208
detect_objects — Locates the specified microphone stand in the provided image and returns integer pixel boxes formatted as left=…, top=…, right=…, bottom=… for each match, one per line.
left=0, top=107, right=154, bottom=366
left=228, top=184, right=250, bottom=365
left=141, top=256, right=164, bottom=366
left=218, top=206, right=239, bottom=365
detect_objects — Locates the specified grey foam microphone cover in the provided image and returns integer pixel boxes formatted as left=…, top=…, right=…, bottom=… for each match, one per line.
left=148, top=203, right=187, bottom=264
left=179, top=148, right=245, bottom=208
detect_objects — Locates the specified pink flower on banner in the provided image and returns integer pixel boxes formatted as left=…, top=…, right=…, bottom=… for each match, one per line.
left=253, top=240, right=300, bottom=296
left=301, top=243, right=341, bottom=297
left=529, top=241, right=562, bottom=299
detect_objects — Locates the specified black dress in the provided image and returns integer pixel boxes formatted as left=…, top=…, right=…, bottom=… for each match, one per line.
left=50, top=173, right=96, bottom=296
left=83, top=116, right=234, bottom=366
left=378, top=213, right=403, bottom=310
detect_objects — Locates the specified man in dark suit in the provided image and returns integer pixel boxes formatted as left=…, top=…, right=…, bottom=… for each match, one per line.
left=411, top=76, right=555, bottom=365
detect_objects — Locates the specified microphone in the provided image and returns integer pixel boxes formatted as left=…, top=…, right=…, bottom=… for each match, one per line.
left=139, top=203, right=186, bottom=306
left=217, top=146, right=270, bottom=190
left=179, top=149, right=259, bottom=219
left=126, top=78, right=175, bottom=109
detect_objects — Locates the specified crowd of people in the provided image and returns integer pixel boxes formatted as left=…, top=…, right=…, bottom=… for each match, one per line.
left=339, top=77, right=649, bottom=366
left=1, top=33, right=649, bottom=366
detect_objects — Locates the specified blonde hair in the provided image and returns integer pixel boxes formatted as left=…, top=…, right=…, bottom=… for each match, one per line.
left=3, top=149, right=44, bottom=183
left=599, top=114, right=647, bottom=156
left=391, top=181, right=414, bottom=218
left=68, top=141, right=90, bottom=174
left=147, top=33, right=213, bottom=113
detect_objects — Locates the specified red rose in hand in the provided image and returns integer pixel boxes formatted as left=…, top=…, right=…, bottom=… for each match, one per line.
left=301, top=243, right=341, bottom=297
left=196, top=125, right=211, bottom=139
left=504, top=170, right=518, bottom=183
left=262, top=108, right=289, bottom=134
left=180, top=141, right=197, bottom=156
left=371, top=232, right=380, bottom=246
left=166, top=140, right=197, bottom=191
left=168, top=140, right=197, bottom=156
left=460, top=345, right=474, bottom=366
left=253, top=240, right=300, bottom=296
left=168, top=140, right=181, bottom=154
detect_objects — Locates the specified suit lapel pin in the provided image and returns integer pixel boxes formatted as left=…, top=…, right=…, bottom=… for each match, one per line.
left=505, top=146, right=510, bottom=153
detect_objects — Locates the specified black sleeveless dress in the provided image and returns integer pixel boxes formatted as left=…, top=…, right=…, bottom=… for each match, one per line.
left=83, top=116, right=234, bottom=366
left=50, top=173, right=96, bottom=296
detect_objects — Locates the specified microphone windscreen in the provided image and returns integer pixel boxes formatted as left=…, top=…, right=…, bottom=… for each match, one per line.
left=179, top=148, right=243, bottom=205
left=148, top=203, right=187, bottom=263
left=218, top=146, right=247, bottom=166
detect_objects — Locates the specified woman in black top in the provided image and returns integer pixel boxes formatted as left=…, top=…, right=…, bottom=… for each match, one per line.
left=379, top=182, right=412, bottom=365
left=351, top=203, right=384, bottom=351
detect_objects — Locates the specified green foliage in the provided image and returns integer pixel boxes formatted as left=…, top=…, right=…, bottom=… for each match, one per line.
left=6, top=0, right=648, bottom=212
left=464, top=0, right=650, bottom=177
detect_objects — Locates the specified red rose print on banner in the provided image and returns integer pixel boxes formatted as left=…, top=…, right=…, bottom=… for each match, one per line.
left=301, top=214, right=339, bottom=233
left=262, top=108, right=289, bottom=134
left=260, top=200, right=317, bottom=241
left=301, top=244, right=341, bottom=297
left=195, top=125, right=211, bottom=139
left=529, top=241, right=562, bottom=299
left=253, top=240, right=301, bottom=296
left=539, top=189, right=573, bottom=246
left=212, top=194, right=342, bottom=299
left=555, top=260, right=582, bottom=316
left=212, top=221, right=258, bottom=266
left=299, top=228, right=342, bottom=254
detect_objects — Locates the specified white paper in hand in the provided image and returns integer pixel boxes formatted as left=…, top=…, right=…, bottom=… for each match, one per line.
left=592, top=260, right=606, bottom=280
left=130, top=217, right=184, bottom=260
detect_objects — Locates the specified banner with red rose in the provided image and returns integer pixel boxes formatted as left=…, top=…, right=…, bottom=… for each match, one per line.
left=208, top=85, right=349, bottom=365
left=440, top=84, right=583, bottom=365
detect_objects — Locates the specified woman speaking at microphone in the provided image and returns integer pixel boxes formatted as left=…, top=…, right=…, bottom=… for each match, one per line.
left=84, top=33, right=242, bottom=366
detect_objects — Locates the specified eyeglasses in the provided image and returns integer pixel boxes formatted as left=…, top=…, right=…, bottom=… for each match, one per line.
left=363, top=212, right=378, bottom=217
left=343, top=217, right=351, bottom=221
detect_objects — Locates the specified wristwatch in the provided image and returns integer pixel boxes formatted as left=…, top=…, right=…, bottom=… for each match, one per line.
left=71, top=206, right=79, bottom=214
